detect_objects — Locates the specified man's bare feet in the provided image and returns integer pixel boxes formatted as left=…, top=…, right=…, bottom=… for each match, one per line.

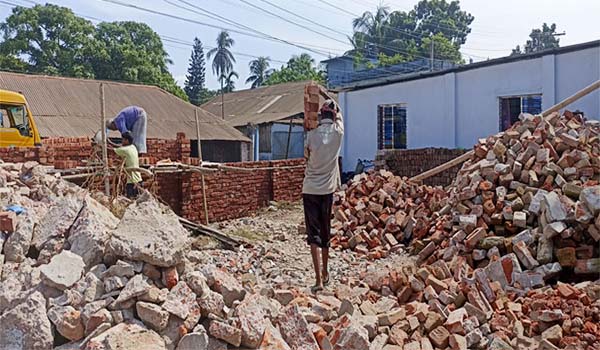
left=322, top=271, right=330, bottom=286
left=311, top=283, right=324, bottom=293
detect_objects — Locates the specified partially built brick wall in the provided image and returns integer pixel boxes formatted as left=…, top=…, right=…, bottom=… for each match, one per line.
left=0, top=134, right=191, bottom=167
left=177, top=159, right=306, bottom=224
left=0, top=136, right=306, bottom=224
left=375, top=148, right=468, bottom=187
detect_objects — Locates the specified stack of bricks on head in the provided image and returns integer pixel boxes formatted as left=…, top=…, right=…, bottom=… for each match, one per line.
left=304, top=81, right=321, bottom=131
left=332, top=110, right=600, bottom=349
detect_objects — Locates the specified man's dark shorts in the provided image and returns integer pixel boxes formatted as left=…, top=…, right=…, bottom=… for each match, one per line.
left=303, top=193, right=334, bottom=248
left=126, top=183, right=141, bottom=199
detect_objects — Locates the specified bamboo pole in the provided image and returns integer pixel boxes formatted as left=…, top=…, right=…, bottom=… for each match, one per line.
left=285, top=116, right=294, bottom=159
left=194, top=108, right=210, bottom=225
left=100, top=83, right=110, bottom=196
left=410, top=79, right=600, bottom=183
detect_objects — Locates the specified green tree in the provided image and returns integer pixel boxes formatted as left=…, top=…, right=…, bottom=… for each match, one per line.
left=220, top=71, right=238, bottom=93
left=92, top=21, right=187, bottom=100
left=0, top=4, right=97, bottom=77
left=198, top=89, right=218, bottom=105
left=184, top=37, right=207, bottom=105
left=246, top=56, right=273, bottom=89
left=420, top=33, right=463, bottom=63
left=264, top=53, right=325, bottom=85
left=511, top=23, right=561, bottom=56
left=349, top=0, right=473, bottom=64
left=207, top=31, right=235, bottom=98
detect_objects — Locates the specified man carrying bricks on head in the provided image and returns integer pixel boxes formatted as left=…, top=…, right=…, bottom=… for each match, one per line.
left=303, top=99, right=344, bottom=292
left=106, top=106, right=148, bottom=154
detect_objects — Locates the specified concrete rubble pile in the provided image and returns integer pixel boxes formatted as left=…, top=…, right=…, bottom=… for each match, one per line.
left=0, top=162, right=314, bottom=350
left=331, top=170, right=448, bottom=259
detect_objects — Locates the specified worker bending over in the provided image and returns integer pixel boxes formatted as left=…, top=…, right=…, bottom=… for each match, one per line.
left=114, top=133, right=142, bottom=199
left=106, top=106, right=148, bottom=154
left=303, top=99, right=344, bottom=292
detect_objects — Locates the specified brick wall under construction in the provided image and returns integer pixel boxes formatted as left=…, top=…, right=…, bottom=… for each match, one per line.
left=178, top=159, right=306, bottom=224
left=0, top=139, right=306, bottom=224
left=375, top=147, right=469, bottom=187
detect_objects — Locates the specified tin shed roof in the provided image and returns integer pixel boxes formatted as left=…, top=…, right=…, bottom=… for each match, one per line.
left=0, top=71, right=250, bottom=142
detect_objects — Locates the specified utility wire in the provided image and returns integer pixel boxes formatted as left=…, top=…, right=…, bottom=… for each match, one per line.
left=315, top=0, right=503, bottom=40
left=252, top=0, right=350, bottom=38
left=166, top=0, right=419, bottom=74
left=98, top=0, right=338, bottom=58
left=234, top=0, right=444, bottom=62
left=236, top=0, right=352, bottom=46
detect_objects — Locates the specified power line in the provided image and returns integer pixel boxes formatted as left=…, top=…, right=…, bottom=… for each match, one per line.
left=98, top=0, right=339, bottom=58
left=252, top=0, right=350, bottom=38
left=165, top=0, right=420, bottom=75
left=235, top=0, right=445, bottom=62
left=167, top=0, right=347, bottom=54
left=236, top=0, right=351, bottom=46
left=315, top=0, right=503, bottom=40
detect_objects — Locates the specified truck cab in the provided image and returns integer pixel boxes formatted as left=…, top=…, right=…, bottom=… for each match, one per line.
left=0, top=89, right=41, bottom=147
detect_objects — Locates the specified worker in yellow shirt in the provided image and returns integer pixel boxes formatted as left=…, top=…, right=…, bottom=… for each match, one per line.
left=114, top=132, right=142, bottom=198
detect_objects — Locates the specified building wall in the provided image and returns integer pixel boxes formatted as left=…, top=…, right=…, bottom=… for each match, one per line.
left=375, top=148, right=468, bottom=187
left=339, top=45, right=600, bottom=171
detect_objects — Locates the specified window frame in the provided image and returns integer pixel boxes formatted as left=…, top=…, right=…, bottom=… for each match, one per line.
left=377, top=103, right=407, bottom=150
left=498, top=94, right=542, bottom=131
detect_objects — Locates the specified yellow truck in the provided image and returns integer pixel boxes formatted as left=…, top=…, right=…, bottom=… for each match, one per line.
left=0, top=89, right=42, bottom=147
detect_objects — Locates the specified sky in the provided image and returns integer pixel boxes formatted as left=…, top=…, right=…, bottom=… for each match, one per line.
left=1, top=0, right=599, bottom=91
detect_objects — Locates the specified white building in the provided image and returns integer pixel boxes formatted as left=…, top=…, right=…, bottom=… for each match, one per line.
left=331, top=40, right=600, bottom=172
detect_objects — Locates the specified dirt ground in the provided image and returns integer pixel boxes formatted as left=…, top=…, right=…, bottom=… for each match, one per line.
left=192, top=202, right=416, bottom=293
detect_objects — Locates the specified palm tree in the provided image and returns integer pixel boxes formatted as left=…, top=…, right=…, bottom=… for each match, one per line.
left=207, top=30, right=235, bottom=118
left=221, top=71, right=239, bottom=93
left=351, top=6, right=390, bottom=57
left=246, top=56, right=273, bottom=89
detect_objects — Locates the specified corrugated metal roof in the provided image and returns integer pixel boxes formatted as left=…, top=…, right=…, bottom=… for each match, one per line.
left=201, top=80, right=337, bottom=127
left=0, top=71, right=250, bottom=142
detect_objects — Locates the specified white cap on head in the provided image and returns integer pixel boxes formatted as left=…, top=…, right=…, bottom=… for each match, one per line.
left=105, top=119, right=114, bottom=129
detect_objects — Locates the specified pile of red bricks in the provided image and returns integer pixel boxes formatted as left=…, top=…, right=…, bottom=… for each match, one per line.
left=331, top=169, right=448, bottom=259
left=331, top=111, right=600, bottom=348
left=376, top=148, right=469, bottom=187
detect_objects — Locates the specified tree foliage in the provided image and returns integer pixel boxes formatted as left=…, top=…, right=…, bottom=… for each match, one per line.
left=0, top=4, right=97, bottom=77
left=246, top=56, right=273, bottom=89
left=264, top=53, right=325, bottom=86
left=349, top=0, right=473, bottom=64
left=207, top=31, right=235, bottom=92
left=511, top=23, right=561, bottom=56
left=0, top=4, right=186, bottom=100
left=220, top=71, right=238, bottom=93
left=184, top=38, right=208, bottom=105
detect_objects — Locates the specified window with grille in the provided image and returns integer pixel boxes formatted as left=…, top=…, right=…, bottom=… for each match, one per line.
left=377, top=104, right=407, bottom=150
left=499, top=94, right=542, bottom=131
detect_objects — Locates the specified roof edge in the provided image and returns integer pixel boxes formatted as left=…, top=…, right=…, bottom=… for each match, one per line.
left=332, top=40, right=600, bottom=92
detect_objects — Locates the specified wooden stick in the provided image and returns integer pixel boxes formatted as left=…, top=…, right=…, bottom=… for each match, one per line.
left=194, top=108, right=210, bottom=224
left=410, top=150, right=474, bottom=183
left=195, top=109, right=203, bottom=160
left=100, top=83, right=110, bottom=196
left=285, top=116, right=294, bottom=159
left=542, top=80, right=600, bottom=117
left=410, top=79, right=600, bottom=183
